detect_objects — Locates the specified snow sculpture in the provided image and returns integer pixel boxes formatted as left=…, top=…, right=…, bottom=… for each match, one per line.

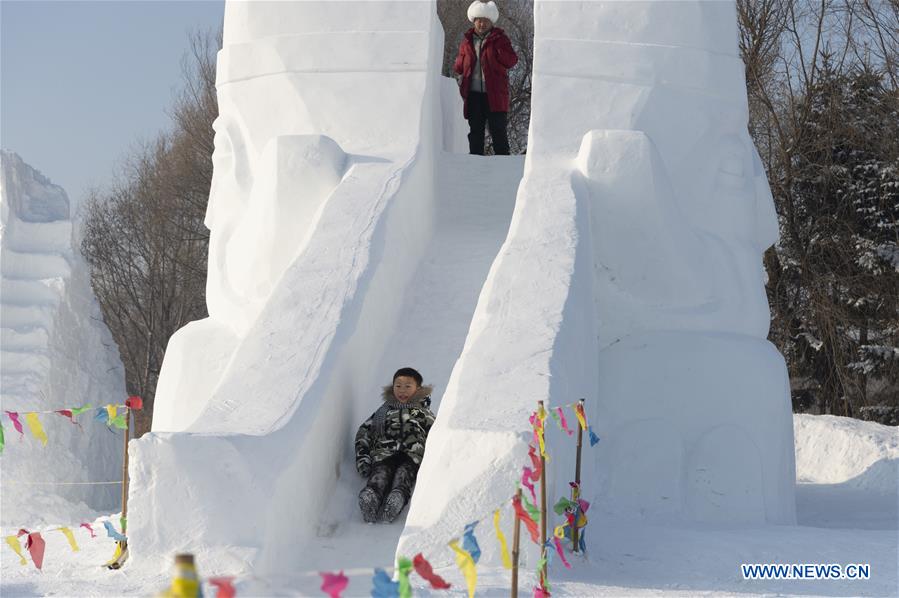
left=133, top=0, right=795, bottom=576
left=400, top=0, right=795, bottom=563
left=0, top=151, right=124, bottom=524
left=130, top=0, right=450, bottom=574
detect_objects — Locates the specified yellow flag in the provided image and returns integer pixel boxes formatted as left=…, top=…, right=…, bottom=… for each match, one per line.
left=554, top=523, right=567, bottom=539
left=448, top=539, right=477, bottom=598
left=23, top=413, right=48, bottom=446
left=103, top=542, right=124, bottom=568
left=59, top=527, right=79, bottom=552
left=106, top=405, right=117, bottom=420
left=493, top=509, right=513, bottom=570
left=5, top=536, right=27, bottom=565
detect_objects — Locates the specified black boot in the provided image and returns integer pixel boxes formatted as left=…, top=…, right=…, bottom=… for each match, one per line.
left=359, top=487, right=381, bottom=523
left=380, top=489, right=407, bottom=523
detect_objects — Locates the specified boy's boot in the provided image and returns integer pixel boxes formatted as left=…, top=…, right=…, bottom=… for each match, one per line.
left=359, top=487, right=381, bottom=523
left=380, top=489, right=407, bottom=523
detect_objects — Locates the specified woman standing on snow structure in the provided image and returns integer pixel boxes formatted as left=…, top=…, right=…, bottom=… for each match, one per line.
left=453, top=1, right=518, bottom=155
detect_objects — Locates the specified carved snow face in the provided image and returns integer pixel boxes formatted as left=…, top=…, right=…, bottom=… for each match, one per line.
left=205, top=78, right=343, bottom=335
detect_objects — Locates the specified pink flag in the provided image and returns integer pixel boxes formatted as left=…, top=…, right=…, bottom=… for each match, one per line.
left=80, top=523, right=96, bottom=538
left=556, top=407, right=573, bottom=436
left=209, top=577, right=236, bottom=598
left=320, top=570, right=348, bottom=598
left=17, top=530, right=45, bottom=570
left=521, top=468, right=537, bottom=501
left=552, top=537, right=572, bottom=569
left=534, top=586, right=551, bottom=598
left=126, top=396, right=143, bottom=410
left=5, top=412, right=23, bottom=436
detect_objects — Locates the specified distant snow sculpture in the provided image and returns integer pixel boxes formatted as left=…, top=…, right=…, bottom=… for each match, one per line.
left=0, top=151, right=124, bottom=524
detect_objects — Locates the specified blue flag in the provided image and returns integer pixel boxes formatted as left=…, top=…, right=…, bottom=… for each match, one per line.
left=588, top=426, right=600, bottom=447
left=462, top=520, right=481, bottom=564
left=371, top=567, right=399, bottom=598
left=103, top=520, right=126, bottom=542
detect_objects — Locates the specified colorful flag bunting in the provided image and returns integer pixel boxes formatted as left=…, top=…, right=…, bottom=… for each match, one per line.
left=208, top=577, right=236, bottom=598
left=106, top=405, right=117, bottom=421
left=80, top=523, right=96, bottom=538
left=109, top=414, right=128, bottom=430
left=24, top=413, right=48, bottom=446
left=18, top=529, right=45, bottom=570
left=512, top=493, right=540, bottom=544
left=588, top=426, right=600, bottom=446
left=412, top=553, right=451, bottom=589
left=319, top=570, right=348, bottom=598
left=372, top=568, right=399, bottom=598
left=492, top=509, right=512, bottom=570
left=94, top=408, right=108, bottom=424
left=448, top=540, right=477, bottom=598
left=59, top=527, right=79, bottom=552
left=103, top=520, right=126, bottom=543
left=396, top=556, right=413, bottom=598
left=6, top=412, right=23, bottom=436
left=5, top=535, right=27, bottom=565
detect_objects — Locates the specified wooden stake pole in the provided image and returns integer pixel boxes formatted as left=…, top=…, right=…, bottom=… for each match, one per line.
left=121, top=406, right=130, bottom=533
left=511, top=488, right=522, bottom=598
left=537, top=400, right=547, bottom=588
left=572, top=398, right=584, bottom=552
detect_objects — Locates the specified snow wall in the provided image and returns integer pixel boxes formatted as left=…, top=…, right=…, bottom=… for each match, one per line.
left=130, top=0, right=796, bottom=574
left=0, top=151, right=124, bottom=525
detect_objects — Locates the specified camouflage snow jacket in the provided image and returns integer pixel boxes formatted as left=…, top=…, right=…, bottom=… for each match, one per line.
left=355, top=385, right=436, bottom=476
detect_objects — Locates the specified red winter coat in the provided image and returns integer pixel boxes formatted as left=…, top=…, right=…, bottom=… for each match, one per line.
left=453, top=27, right=518, bottom=118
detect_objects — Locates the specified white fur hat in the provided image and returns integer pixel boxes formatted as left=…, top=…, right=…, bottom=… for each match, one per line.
left=468, top=1, right=499, bottom=24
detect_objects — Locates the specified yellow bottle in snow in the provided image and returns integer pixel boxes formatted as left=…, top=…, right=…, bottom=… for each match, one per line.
left=157, top=553, right=202, bottom=598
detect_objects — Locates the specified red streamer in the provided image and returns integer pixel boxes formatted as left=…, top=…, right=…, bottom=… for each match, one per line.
left=512, top=494, right=540, bottom=544
left=552, top=537, right=572, bottom=569
left=413, top=553, right=451, bottom=589
left=528, top=445, right=542, bottom=482
left=17, top=529, right=45, bottom=570
left=125, top=396, right=143, bottom=410
left=80, top=523, right=96, bottom=538
left=208, top=577, right=236, bottom=598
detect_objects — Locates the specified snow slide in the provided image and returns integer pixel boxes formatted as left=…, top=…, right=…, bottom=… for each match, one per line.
left=127, top=0, right=522, bottom=576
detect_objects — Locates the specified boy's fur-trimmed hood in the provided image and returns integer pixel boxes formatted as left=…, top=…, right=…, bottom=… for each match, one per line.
left=381, top=384, right=433, bottom=407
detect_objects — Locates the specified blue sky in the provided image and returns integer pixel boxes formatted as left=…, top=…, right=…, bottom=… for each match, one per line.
left=2, top=1, right=225, bottom=209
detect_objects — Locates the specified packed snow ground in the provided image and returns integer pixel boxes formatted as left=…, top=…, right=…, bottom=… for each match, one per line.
left=2, top=415, right=895, bottom=597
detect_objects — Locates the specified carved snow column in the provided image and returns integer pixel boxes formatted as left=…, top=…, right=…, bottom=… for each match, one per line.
left=529, top=1, right=796, bottom=523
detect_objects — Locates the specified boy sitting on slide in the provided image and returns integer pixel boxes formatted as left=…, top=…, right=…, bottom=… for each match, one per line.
left=355, top=367, right=435, bottom=523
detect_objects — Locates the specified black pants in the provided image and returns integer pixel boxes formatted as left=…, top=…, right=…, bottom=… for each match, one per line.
left=467, top=91, right=510, bottom=156
left=365, top=453, right=418, bottom=503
